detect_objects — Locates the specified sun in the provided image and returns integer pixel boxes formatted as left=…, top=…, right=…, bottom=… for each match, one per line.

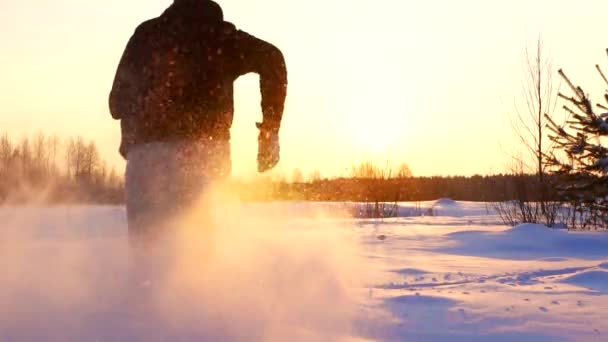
left=348, top=115, right=401, bottom=154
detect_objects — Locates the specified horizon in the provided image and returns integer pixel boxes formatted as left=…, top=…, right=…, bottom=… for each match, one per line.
left=2, top=0, right=608, bottom=178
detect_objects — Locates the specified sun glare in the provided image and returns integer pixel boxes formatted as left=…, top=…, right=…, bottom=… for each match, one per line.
left=348, top=115, right=401, bottom=155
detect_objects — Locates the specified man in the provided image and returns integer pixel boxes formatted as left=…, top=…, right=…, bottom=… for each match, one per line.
left=109, top=0, right=287, bottom=243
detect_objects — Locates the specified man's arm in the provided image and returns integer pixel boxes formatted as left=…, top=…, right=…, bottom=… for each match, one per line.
left=109, top=26, right=147, bottom=120
left=231, top=27, right=288, bottom=129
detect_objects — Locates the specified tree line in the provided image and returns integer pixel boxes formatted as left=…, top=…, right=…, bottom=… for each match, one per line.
left=232, top=160, right=546, bottom=203
left=0, top=133, right=123, bottom=204
left=0, top=133, right=550, bottom=206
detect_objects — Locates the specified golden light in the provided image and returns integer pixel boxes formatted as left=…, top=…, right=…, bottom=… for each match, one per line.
left=347, top=116, right=401, bottom=155
left=343, top=89, right=411, bottom=158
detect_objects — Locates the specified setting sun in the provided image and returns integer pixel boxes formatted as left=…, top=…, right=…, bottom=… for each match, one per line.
left=347, top=114, right=403, bottom=155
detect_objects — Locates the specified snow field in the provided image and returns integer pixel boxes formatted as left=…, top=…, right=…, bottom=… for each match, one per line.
left=1, top=199, right=608, bottom=341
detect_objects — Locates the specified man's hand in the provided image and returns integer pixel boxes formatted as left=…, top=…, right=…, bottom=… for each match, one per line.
left=256, top=122, right=280, bottom=173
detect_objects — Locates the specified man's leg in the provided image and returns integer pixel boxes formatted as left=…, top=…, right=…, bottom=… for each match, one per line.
left=125, top=142, right=184, bottom=288
left=125, top=143, right=176, bottom=245
left=124, top=139, right=231, bottom=273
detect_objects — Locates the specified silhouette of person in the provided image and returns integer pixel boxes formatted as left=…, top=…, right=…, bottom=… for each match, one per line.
left=109, top=0, right=287, bottom=243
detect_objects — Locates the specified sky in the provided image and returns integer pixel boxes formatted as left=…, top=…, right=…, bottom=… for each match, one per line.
left=1, top=0, right=608, bottom=179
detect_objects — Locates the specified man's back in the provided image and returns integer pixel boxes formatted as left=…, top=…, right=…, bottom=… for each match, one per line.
left=109, top=0, right=287, bottom=157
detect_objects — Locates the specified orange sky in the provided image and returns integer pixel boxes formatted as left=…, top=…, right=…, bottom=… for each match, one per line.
left=1, top=0, right=608, bottom=179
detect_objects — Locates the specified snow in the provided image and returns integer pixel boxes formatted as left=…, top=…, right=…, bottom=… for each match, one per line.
left=2, top=200, right=608, bottom=341
left=433, top=197, right=457, bottom=206
left=561, top=271, right=608, bottom=293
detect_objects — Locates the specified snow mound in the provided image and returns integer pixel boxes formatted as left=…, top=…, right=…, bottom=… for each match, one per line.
left=509, top=224, right=553, bottom=236
left=561, top=271, right=608, bottom=293
left=444, top=223, right=608, bottom=259
left=433, top=198, right=457, bottom=206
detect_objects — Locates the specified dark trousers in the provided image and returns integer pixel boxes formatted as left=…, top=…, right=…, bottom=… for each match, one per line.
left=125, top=138, right=231, bottom=245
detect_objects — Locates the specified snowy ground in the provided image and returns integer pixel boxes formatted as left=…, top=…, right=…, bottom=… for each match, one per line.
left=1, top=199, right=608, bottom=341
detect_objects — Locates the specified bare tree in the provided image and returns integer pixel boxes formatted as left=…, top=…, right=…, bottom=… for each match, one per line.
left=65, top=136, right=88, bottom=182
left=83, top=141, right=100, bottom=181
left=350, top=161, right=401, bottom=219
left=47, top=135, right=61, bottom=177
left=496, top=37, right=562, bottom=226
left=396, top=162, right=413, bottom=179
left=0, top=133, right=13, bottom=177
left=32, top=132, right=50, bottom=182
left=309, top=169, right=322, bottom=183
left=291, top=168, right=304, bottom=183
left=516, top=38, right=559, bottom=182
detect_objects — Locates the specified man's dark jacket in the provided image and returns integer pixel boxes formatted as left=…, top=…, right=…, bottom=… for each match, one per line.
left=109, top=0, right=287, bottom=157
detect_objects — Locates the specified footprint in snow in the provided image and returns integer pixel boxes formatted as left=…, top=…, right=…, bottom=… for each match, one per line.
left=551, top=301, right=560, bottom=306
left=524, top=298, right=531, bottom=302
left=539, top=307, right=549, bottom=312
left=544, top=287, right=554, bottom=290
left=577, top=301, right=584, bottom=307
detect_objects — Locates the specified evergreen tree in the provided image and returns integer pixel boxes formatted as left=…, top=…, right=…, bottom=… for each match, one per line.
left=546, top=49, right=608, bottom=228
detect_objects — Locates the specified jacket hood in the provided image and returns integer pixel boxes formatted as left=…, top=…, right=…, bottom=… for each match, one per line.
left=164, top=0, right=224, bottom=26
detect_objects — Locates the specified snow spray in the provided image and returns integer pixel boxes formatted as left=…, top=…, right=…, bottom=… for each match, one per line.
left=0, top=182, right=370, bottom=341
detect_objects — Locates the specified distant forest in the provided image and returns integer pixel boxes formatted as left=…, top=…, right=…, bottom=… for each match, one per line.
left=0, top=133, right=123, bottom=204
left=236, top=173, right=547, bottom=203
left=0, top=133, right=548, bottom=205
